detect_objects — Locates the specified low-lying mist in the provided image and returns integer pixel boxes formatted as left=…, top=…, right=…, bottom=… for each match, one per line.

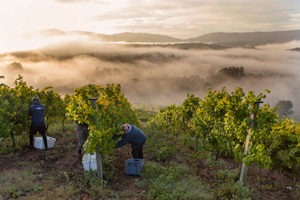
left=0, top=39, right=299, bottom=119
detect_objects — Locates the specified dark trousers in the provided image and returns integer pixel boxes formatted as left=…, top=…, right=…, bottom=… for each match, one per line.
left=76, top=124, right=89, bottom=155
left=30, top=124, right=47, bottom=149
left=132, top=145, right=144, bottom=159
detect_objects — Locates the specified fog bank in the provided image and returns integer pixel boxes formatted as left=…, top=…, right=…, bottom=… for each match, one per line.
left=0, top=40, right=299, bottom=119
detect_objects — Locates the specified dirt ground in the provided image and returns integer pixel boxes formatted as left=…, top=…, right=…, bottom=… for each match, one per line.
left=195, top=155, right=300, bottom=200
left=0, top=132, right=299, bottom=200
left=0, top=133, right=147, bottom=200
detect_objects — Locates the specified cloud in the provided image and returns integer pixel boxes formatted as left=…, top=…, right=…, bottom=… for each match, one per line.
left=6, top=62, right=23, bottom=72
left=0, top=34, right=300, bottom=120
left=0, top=0, right=299, bottom=42
left=55, top=0, right=101, bottom=3
left=89, top=0, right=300, bottom=38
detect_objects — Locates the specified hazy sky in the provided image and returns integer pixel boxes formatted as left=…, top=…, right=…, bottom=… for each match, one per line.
left=0, top=0, right=299, bottom=117
left=0, top=0, right=299, bottom=41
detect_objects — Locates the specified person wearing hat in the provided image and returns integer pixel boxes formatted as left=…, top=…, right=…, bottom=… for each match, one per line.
left=115, top=124, right=147, bottom=159
left=28, top=96, right=48, bottom=149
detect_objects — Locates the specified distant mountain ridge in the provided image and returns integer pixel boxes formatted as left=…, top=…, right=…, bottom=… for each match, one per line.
left=186, top=30, right=300, bottom=46
left=40, top=29, right=300, bottom=46
left=39, top=29, right=181, bottom=43
left=102, top=32, right=182, bottom=43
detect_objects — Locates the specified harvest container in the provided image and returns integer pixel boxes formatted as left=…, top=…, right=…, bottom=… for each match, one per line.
left=125, top=158, right=144, bottom=176
left=82, top=153, right=97, bottom=171
left=34, top=136, right=56, bottom=149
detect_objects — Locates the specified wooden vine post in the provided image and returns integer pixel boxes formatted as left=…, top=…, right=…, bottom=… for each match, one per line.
left=239, top=101, right=263, bottom=185
left=88, top=97, right=103, bottom=180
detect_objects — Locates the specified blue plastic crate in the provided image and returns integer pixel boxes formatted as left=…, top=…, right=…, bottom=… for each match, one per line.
left=125, top=158, right=144, bottom=176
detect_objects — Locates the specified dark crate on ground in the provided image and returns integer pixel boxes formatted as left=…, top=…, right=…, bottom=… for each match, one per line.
left=125, top=158, right=144, bottom=176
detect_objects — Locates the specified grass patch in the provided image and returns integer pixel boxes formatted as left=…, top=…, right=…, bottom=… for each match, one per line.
left=76, top=171, right=118, bottom=199
left=140, top=161, right=213, bottom=200
left=0, top=134, right=28, bottom=154
left=0, top=168, right=43, bottom=199
left=47, top=120, right=76, bottom=136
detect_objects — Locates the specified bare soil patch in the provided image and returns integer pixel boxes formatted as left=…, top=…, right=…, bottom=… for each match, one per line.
left=0, top=133, right=146, bottom=199
left=0, top=132, right=299, bottom=200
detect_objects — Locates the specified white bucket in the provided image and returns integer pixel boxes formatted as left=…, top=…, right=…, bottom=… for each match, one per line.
left=34, top=136, right=56, bottom=149
left=82, top=153, right=97, bottom=171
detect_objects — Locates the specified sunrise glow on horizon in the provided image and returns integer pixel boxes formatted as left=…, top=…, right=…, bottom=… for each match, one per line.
left=0, top=0, right=299, bottom=52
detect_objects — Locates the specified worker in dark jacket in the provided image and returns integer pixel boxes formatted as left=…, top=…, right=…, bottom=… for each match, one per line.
left=115, top=124, right=147, bottom=159
left=28, top=96, right=47, bottom=149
